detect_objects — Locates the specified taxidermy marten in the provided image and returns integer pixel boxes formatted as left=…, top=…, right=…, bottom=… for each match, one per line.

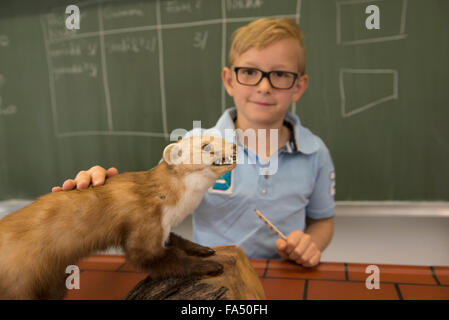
left=0, top=135, right=236, bottom=299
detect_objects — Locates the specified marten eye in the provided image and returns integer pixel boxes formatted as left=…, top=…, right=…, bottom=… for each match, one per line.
left=202, top=144, right=212, bottom=152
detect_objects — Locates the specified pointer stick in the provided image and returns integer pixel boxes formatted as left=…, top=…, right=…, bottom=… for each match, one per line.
left=255, top=209, right=287, bottom=241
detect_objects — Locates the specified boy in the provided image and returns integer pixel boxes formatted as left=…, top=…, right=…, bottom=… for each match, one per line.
left=52, top=18, right=335, bottom=267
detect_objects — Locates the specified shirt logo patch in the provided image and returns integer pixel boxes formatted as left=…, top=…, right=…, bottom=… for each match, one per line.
left=208, top=170, right=234, bottom=194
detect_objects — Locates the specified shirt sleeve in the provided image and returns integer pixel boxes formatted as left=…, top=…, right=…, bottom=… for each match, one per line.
left=306, top=138, right=336, bottom=219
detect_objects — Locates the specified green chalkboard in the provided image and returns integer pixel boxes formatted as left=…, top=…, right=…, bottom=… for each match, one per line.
left=0, top=0, right=448, bottom=201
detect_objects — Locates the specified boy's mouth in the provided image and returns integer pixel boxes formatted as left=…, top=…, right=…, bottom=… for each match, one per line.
left=250, top=100, right=275, bottom=107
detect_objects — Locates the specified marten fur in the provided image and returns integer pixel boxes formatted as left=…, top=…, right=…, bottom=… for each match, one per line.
left=0, top=135, right=236, bottom=299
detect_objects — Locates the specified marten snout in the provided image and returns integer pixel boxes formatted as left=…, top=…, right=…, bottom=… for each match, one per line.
left=162, top=135, right=237, bottom=174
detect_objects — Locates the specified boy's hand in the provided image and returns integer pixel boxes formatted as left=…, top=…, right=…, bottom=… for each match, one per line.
left=51, top=166, right=118, bottom=192
left=275, top=230, right=321, bottom=268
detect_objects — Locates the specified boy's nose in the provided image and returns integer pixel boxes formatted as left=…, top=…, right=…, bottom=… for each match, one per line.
left=256, top=77, right=272, bottom=93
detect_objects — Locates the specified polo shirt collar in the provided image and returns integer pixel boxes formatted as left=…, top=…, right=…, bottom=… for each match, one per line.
left=213, top=107, right=320, bottom=155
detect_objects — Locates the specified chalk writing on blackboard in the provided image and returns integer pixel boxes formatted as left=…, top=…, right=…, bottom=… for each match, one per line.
left=50, top=42, right=81, bottom=57
left=0, top=35, right=8, bottom=47
left=50, top=40, right=98, bottom=58
left=226, top=0, right=264, bottom=10
left=53, top=62, right=98, bottom=79
left=106, top=35, right=157, bottom=54
left=0, top=104, right=17, bottom=116
left=193, top=31, right=208, bottom=50
left=164, top=0, right=202, bottom=14
left=39, top=0, right=302, bottom=138
left=0, top=74, right=18, bottom=116
left=103, top=7, right=144, bottom=19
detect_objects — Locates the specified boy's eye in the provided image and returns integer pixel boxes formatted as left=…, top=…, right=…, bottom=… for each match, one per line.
left=273, top=71, right=289, bottom=78
left=241, top=68, right=258, bottom=76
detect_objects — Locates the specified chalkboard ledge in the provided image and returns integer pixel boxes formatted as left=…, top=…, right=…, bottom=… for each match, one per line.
left=336, top=201, right=449, bottom=218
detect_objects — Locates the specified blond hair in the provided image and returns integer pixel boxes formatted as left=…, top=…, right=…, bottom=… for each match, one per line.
left=228, top=18, right=306, bottom=74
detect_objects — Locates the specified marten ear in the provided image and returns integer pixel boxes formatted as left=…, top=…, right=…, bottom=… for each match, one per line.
left=163, top=143, right=182, bottom=165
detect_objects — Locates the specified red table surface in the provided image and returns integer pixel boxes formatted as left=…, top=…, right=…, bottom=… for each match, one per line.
left=64, top=254, right=449, bottom=300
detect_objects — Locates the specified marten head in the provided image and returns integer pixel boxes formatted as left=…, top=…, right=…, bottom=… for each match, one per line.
left=162, top=135, right=237, bottom=176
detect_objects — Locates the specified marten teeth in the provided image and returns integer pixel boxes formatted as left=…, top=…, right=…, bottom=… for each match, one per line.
left=213, top=155, right=234, bottom=165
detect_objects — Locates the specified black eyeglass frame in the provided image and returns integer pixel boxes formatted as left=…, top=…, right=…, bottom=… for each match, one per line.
left=231, top=66, right=301, bottom=90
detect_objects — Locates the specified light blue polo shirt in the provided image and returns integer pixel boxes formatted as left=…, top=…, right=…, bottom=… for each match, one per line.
left=187, top=107, right=336, bottom=260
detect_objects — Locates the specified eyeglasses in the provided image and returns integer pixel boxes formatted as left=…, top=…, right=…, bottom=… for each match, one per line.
left=232, top=66, right=300, bottom=90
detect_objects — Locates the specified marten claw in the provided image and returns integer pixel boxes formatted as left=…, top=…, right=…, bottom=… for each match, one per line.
left=200, top=260, right=224, bottom=276
left=190, top=246, right=216, bottom=257
left=182, top=244, right=216, bottom=257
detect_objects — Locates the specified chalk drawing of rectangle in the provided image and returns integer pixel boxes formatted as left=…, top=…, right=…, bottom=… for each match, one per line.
left=336, top=0, right=408, bottom=45
left=339, top=68, right=398, bottom=118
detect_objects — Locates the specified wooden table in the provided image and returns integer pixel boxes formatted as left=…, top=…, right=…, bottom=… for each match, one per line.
left=64, top=254, right=449, bottom=300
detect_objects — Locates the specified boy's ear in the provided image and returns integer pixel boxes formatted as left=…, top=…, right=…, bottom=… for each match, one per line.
left=163, top=143, right=182, bottom=165
left=291, top=74, right=309, bottom=102
left=221, top=67, right=234, bottom=97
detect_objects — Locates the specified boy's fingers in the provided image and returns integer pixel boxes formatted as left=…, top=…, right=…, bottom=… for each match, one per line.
left=275, top=239, right=289, bottom=260
left=52, top=165, right=115, bottom=193
left=74, top=171, right=91, bottom=189
left=302, top=251, right=321, bottom=268
left=299, top=243, right=316, bottom=263
left=91, top=173, right=106, bottom=187
left=279, top=251, right=289, bottom=260
left=62, top=179, right=77, bottom=190
left=275, top=238, right=286, bottom=251
left=106, top=167, right=119, bottom=177
left=290, top=234, right=312, bottom=261
left=285, top=230, right=303, bottom=255
left=87, top=166, right=107, bottom=186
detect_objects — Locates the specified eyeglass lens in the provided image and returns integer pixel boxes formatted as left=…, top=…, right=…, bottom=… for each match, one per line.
left=236, top=68, right=296, bottom=89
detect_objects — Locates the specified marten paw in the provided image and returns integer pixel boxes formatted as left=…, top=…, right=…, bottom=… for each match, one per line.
left=195, top=260, right=224, bottom=277
left=167, top=234, right=216, bottom=257
left=183, top=244, right=216, bottom=257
